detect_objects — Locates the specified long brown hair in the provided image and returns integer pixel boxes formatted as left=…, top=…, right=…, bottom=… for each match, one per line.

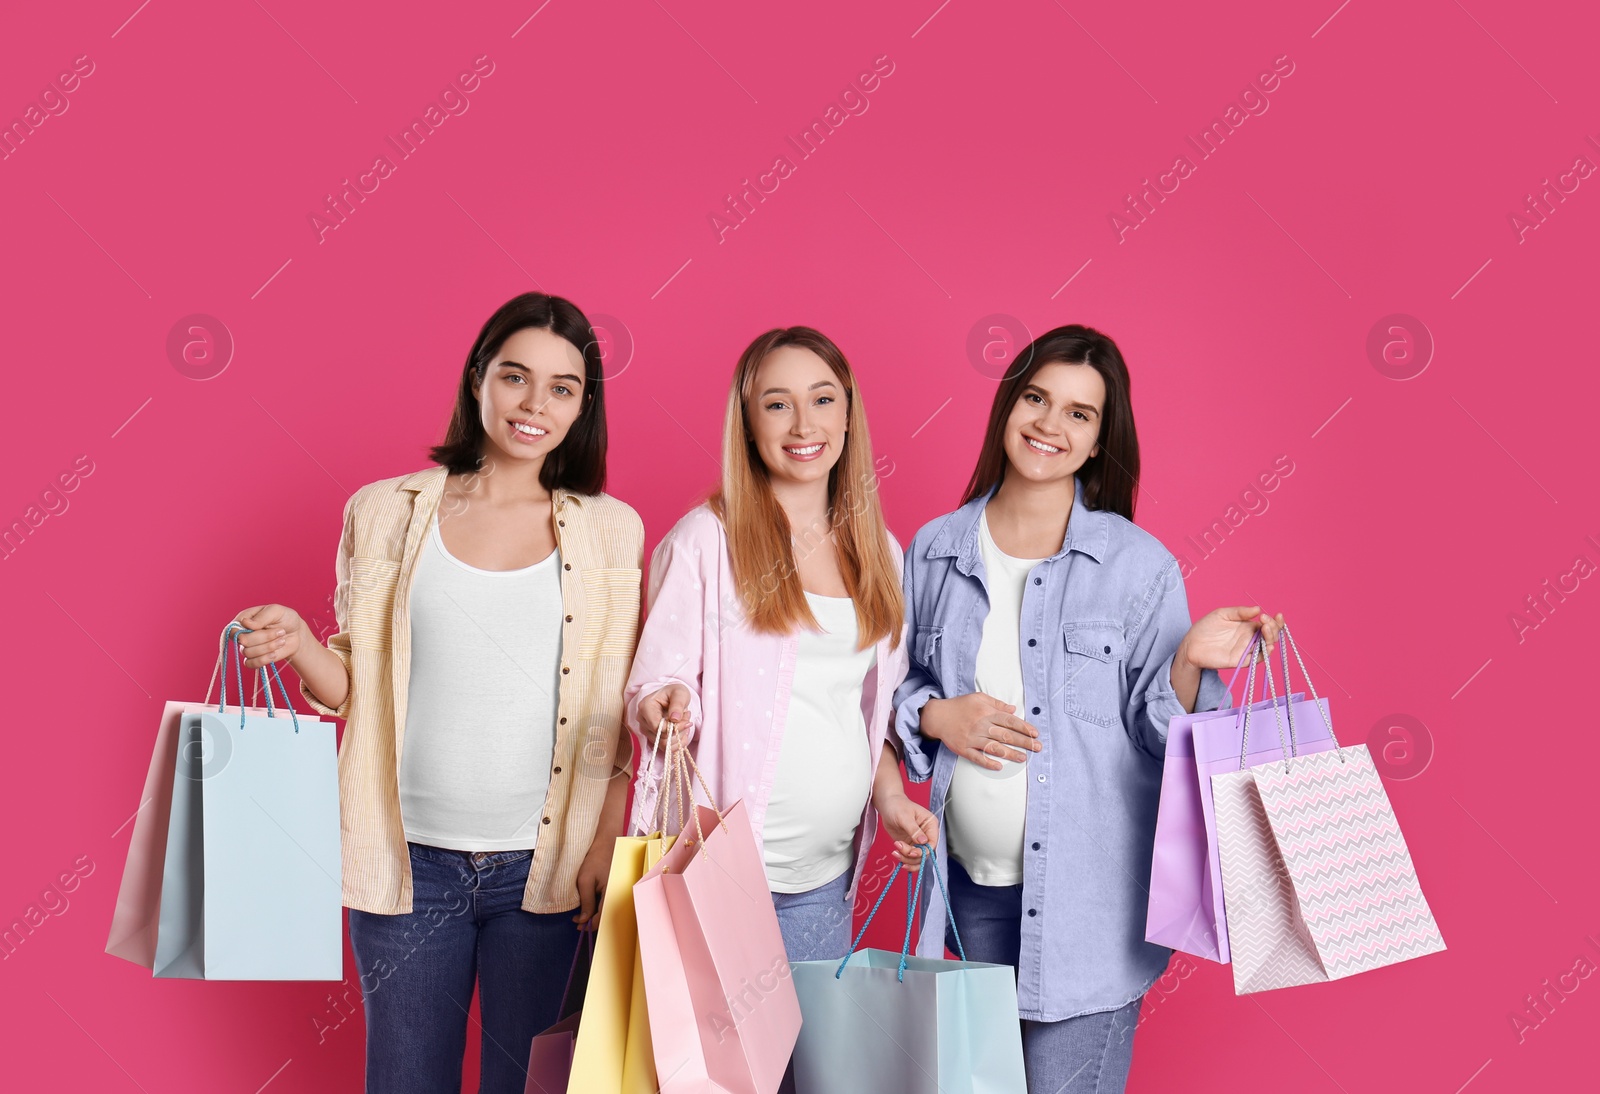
left=961, top=324, right=1141, bottom=521
left=430, top=292, right=609, bottom=493
left=709, top=327, right=903, bottom=650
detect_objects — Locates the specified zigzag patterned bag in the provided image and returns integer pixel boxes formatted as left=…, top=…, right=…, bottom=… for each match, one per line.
left=1213, top=627, right=1446, bottom=994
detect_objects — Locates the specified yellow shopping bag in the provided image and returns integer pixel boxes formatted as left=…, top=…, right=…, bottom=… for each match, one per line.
left=567, top=834, right=663, bottom=1093
left=620, top=834, right=672, bottom=1092
left=570, top=722, right=684, bottom=1093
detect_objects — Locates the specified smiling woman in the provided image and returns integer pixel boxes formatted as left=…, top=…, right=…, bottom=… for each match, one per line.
left=227, top=291, right=644, bottom=1094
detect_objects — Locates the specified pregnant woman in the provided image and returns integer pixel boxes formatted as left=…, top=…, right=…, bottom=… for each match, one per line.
left=895, top=324, right=1282, bottom=1093
left=231, top=292, right=645, bottom=1094
left=624, top=325, right=937, bottom=966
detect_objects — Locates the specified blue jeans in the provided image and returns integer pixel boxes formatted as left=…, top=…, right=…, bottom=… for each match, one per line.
left=347, top=842, right=581, bottom=1094
left=770, top=867, right=853, bottom=962
left=946, top=856, right=1142, bottom=1094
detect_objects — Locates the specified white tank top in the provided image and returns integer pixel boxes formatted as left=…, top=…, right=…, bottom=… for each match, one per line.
left=945, top=510, right=1039, bottom=885
left=761, top=592, right=876, bottom=893
left=398, top=516, right=564, bottom=851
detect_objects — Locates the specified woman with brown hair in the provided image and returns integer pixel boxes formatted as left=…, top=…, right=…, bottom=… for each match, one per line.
left=625, top=325, right=937, bottom=964
left=230, top=292, right=644, bottom=1094
left=895, top=324, right=1283, bottom=1093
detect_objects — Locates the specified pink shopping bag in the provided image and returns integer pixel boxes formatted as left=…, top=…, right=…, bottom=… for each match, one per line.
left=635, top=799, right=799, bottom=1094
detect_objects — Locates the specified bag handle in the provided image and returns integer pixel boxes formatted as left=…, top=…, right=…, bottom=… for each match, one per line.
left=1234, top=623, right=1341, bottom=771
left=1276, top=623, right=1339, bottom=754
left=217, top=622, right=301, bottom=733
left=1233, top=633, right=1294, bottom=771
left=835, top=845, right=964, bottom=983
left=639, top=719, right=728, bottom=850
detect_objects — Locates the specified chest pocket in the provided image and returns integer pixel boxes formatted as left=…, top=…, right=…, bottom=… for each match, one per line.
left=347, top=556, right=401, bottom=652
left=577, top=567, right=643, bottom=659
left=1061, top=622, right=1125, bottom=728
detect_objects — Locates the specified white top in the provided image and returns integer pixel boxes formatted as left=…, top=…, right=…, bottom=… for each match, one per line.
left=945, top=510, right=1042, bottom=885
left=761, top=592, right=876, bottom=893
left=398, top=516, right=564, bottom=851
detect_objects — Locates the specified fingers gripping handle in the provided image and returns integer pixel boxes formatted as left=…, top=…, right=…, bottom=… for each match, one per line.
left=217, top=622, right=301, bottom=733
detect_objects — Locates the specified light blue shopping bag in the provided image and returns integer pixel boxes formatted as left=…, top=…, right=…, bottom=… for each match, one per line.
left=153, top=623, right=341, bottom=980
left=788, top=848, right=1027, bottom=1094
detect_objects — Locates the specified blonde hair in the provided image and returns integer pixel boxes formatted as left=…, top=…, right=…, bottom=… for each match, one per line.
left=709, top=327, right=903, bottom=650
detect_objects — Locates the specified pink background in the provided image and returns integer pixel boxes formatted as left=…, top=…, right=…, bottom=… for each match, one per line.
left=3, top=0, right=1596, bottom=1090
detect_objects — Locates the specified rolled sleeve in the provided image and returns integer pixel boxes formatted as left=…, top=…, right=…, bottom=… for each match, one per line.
left=892, top=536, right=942, bottom=782
left=892, top=681, right=941, bottom=782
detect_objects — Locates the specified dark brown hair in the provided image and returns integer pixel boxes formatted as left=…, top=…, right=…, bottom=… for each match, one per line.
left=429, top=292, right=608, bottom=494
left=960, top=324, right=1140, bottom=521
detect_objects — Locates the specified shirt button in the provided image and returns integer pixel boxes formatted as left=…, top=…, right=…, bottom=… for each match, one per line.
left=1031, top=706, right=1040, bottom=715
left=564, top=563, right=572, bottom=570
left=553, top=766, right=562, bottom=774
left=1104, top=645, right=1112, bottom=654
left=1031, top=841, right=1041, bottom=851
left=1027, top=639, right=1037, bottom=647
left=1037, top=774, right=1047, bottom=783
left=559, top=717, right=567, bottom=725
left=558, top=520, right=565, bottom=527
left=1027, top=908, right=1037, bottom=917
left=1033, top=577, right=1042, bottom=585
left=565, top=614, right=573, bottom=622
left=562, top=666, right=570, bottom=674
left=542, top=817, right=551, bottom=825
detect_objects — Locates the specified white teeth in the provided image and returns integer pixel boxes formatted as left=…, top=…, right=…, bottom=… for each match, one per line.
left=1026, top=437, right=1061, bottom=454
left=787, top=444, right=823, bottom=455
left=513, top=422, right=546, bottom=436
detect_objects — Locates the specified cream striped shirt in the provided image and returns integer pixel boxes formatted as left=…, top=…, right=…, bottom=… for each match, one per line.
left=300, top=465, right=643, bottom=915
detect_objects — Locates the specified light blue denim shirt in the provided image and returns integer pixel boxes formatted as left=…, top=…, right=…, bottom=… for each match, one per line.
left=895, top=477, right=1230, bottom=1021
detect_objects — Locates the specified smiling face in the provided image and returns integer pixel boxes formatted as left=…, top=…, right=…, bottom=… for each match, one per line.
left=745, top=345, right=849, bottom=489
left=473, top=326, right=588, bottom=467
left=1002, top=361, right=1105, bottom=487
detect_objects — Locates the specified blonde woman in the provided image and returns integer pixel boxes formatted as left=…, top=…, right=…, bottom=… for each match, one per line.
left=231, top=292, right=644, bottom=1094
left=625, top=326, right=936, bottom=964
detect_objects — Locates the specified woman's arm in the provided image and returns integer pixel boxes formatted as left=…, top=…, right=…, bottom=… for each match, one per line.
left=1123, top=559, right=1227, bottom=759
left=623, top=520, right=711, bottom=746
left=1123, top=559, right=1281, bottom=757
left=870, top=741, right=939, bottom=870
left=621, top=516, right=715, bottom=831
left=234, top=493, right=357, bottom=716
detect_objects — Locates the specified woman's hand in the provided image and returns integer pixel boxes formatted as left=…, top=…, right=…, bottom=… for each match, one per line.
left=919, top=693, right=1041, bottom=772
left=573, top=827, right=615, bottom=928
left=233, top=605, right=308, bottom=670
left=1178, top=606, right=1285, bottom=670
left=875, top=789, right=940, bottom=872
left=636, top=683, right=695, bottom=747
left=574, top=768, right=630, bottom=927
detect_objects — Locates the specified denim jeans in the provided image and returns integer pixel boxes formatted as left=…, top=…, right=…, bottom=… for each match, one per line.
left=946, top=856, right=1143, bottom=1093
left=770, top=867, right=853, bottom=963
left=347, top=842, right=581, bottom=1094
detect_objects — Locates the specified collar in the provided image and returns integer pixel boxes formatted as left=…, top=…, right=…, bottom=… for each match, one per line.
left=925, top=475, right=1109, bottom=575
left=398, top=464, right=587, bottom=508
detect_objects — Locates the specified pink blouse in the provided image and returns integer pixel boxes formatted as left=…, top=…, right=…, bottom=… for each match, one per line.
left=623, top=504, right=909, bottom=903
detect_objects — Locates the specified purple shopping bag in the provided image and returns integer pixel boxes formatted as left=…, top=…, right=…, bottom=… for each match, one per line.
left=1146, top=634, right=1337, bottom=964
left=1146, top=688, right=1304, bottom=962
left=1191, top=636, right=1339, bottom=964
left=522, top=924, right=593, bottom=1094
